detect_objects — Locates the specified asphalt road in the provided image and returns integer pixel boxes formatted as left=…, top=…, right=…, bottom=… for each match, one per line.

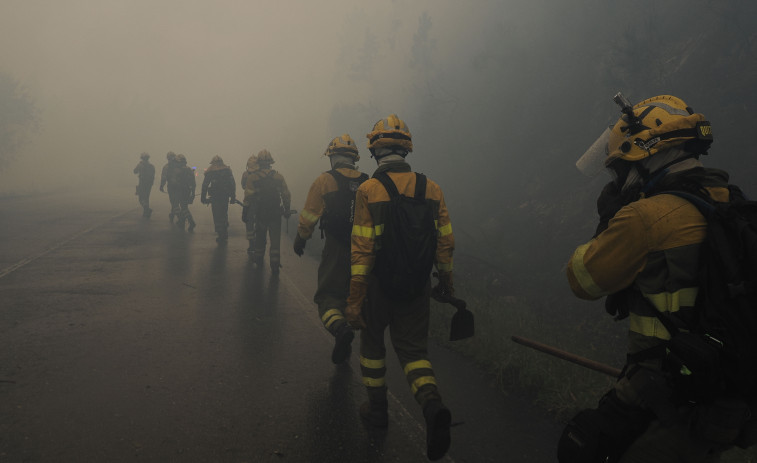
left=0, top=187, right=562, bottom=463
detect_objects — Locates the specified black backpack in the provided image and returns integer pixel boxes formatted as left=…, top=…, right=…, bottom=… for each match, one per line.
left=654, top=186, right=757, bottom=401
left=253, top=170, right=281, bottom=217
left=372, top=171, right=437, bottom=301
left=320, top=170, right=368, bottom=246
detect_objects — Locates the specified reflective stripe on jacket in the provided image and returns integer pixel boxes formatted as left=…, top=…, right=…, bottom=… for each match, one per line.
left=298, top=166, right=365, bottom=240
left=349, top=161, right=454, bottom=291
left=567, top=182, right=730, bottom=357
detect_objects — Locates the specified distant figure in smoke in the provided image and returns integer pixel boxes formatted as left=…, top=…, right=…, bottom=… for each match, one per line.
left=160, top=151, right=180, bottom=222
left=201, top=155, right=236, bottom=243
left=133, top=152, right=155, bottom=218
left=243, top=149, right=291, bottom=273
left=240, top=153, right=259, bottom=255
left=174, top=154, right=196, bottom=232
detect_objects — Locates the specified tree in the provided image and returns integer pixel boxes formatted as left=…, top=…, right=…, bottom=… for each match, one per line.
left=0, top=71, right=38, bottom=171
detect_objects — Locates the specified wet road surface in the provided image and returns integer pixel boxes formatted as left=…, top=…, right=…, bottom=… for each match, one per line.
left=0, top=188, right=562, bottom=462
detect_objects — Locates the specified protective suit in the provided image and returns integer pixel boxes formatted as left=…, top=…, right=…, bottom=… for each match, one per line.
left=133, top=153, right=155, bottom=218
left=160, top=152, right=180, bottom=222
left=243, top=149, right=290, bottom=272
left=241, top=154, right=259, bottom=255
left=295, top=134, right=368, bottom=364
left=173, top=154, right=196, bottom=231
left=561, top=95, right=738, bottom=463
left=345, top=115, right=454, bottom=461
left=201, top=156, right=236, bottom=243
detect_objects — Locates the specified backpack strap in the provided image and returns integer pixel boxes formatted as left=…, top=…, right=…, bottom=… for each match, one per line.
left=414, top=173, right=427, bottom=200
left=374, top=171, right=425, bottom=200
left=374, top=171, right=402, bottom=199
left=663, top=191, right=716, bottom=219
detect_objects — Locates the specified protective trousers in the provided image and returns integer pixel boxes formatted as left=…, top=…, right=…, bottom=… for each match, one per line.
left=210, top=198, right=229, bottom=239
left=167, top=187, right=181, bottom=220
left=614, top=377, right=724, bottom=463
left=252, top=213, right=281, bottom=269
left=177, top=195, right=195, bottom=229
left=359, top=275, right=441, bottom=409
left=314, top=237, right=350, bottom=336
left=137, top=183, right=152, bottom=216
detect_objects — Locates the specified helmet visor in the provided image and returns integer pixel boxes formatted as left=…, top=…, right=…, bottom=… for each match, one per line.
left=575, top=128, right=611, bottom=177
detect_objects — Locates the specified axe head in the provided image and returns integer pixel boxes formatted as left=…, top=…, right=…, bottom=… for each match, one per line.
left=450, top=307, right=474, bottom=341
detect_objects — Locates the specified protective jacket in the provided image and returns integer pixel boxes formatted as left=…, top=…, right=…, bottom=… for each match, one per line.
left=202, top=164, right=236, bottom=202
left=243, top=168, right=291, bottom=218
left=174, top=165, right=196, bottom=201
left=347, top=160, right=454, bottom=309
left=297, top=164, right=367, bottom=242
left=567, top=168, right=730, bottom=366
left=134, top=160, right=155, bottom=186
left=160, top=161, right=177, bottom=190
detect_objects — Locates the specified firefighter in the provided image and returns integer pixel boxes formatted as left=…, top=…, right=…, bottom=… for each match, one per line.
left=174, top=153, right=196, bottom=232
left=561, top=94, right=735, bottom=462
left=201, top=155, right=236, bottom=243
left=159, top=151, right=180, bottom=222
left=133, top=152, right=155, bottom=218
left=345, top=115, right=454, bottom=461
left=294, top=134, right=368, bottom=364
left=243, top=149, right=291, bottom=273
left=241, top=153, right=259, bottom=256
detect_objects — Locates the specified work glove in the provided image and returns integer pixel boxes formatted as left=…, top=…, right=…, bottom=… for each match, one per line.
left=433, top=271, right=455, bottom=298
left=201, top=196, right=209, bottom=205
left=345, top=280, right=368, bottom=330
left=230, top=197, right=236, bottom=205
left=241, top=206, right=248, bottom=223
left=293, top=235, right=306, bottom=256
left=188, top=196, right=194, bottom=205
left=345, top=302, right=367, bottom=330
left=159, top=185, right=165, bottom=193
left=595, top=181, right=623, bottom=237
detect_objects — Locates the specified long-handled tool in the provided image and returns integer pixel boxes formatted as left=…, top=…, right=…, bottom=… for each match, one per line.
left=431, top=273, right=474, bottom=341
left=511, top=335, right=622, bottom=378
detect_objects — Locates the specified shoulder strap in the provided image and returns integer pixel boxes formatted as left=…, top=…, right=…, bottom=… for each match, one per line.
left=374, top=171, right=401, bottom=199
left=662, top=191, right=716, bottom=219
left=414, top=173, right=427, bottom=200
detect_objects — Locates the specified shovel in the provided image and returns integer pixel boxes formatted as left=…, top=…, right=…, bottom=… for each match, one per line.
left=431, top=280, right=474, bottom=341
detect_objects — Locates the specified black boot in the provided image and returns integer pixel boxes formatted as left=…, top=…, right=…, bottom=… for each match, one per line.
left=331, top=323, right=354, bottom=364
left=423, top=400, right=451, bottom=461
left=360, top=386, right=388, bottom=427
left=187, top=217, right=196, bottom=232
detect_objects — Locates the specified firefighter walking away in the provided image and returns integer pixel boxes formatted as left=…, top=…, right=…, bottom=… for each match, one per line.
left=346, top=114, right=455, bottom=461
left=294, top=134, right=368, bottom=364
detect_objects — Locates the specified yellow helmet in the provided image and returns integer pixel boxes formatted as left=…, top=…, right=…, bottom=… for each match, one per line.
left=324, top=134, right=360, bottom=160
left=606, top=95, right=712, bottom=167
left=366, top=114, right=413, bottom=153
left=210, top=155, right=224, bottom=165
left=257, top=149, right=274, bottom=165
left=246, top=154, right=258, bottom=170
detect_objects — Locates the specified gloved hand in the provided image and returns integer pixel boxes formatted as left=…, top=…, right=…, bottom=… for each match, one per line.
left=434, top=271, right=455, bottom=298
left=159, top=185, right=165, bottom=193
left=595, top=181, right=623, bottom=237
left=345, top=302, right=367, bottom=330
left=188, top=196, right=194, bottom=205
left=293, top=235, right=306, bottom=256
left=201, top=196, right=209, bottom=205
left=242, top=206, right=248, bottom=223
left=283, top=210, right=291, bottom=219
left=346, top=280, right=368, bottom=329
left=230, top=197, right=236, bottom=205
